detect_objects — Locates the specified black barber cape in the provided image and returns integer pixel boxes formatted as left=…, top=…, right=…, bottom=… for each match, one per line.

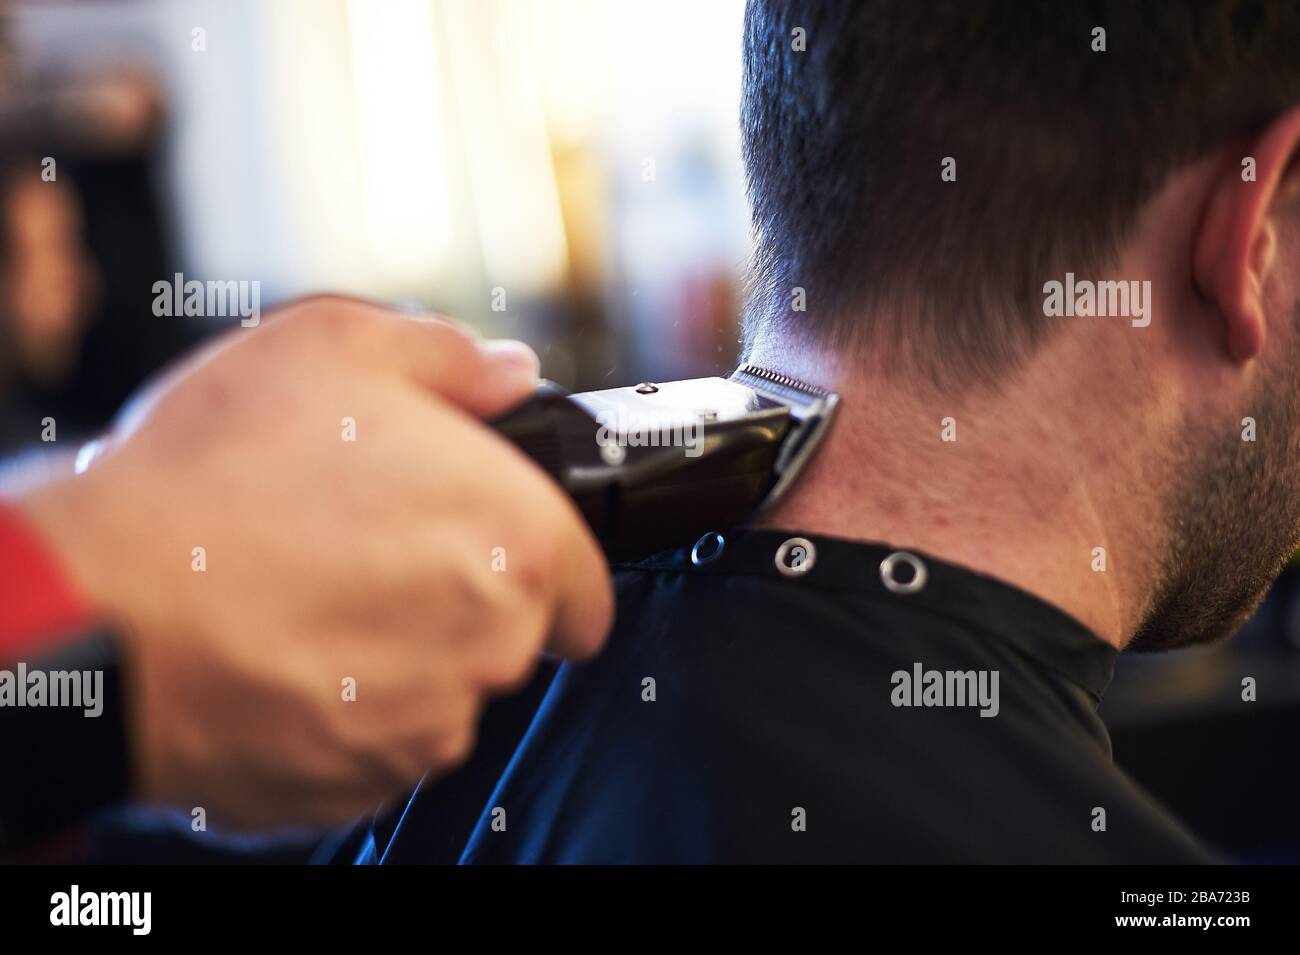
left=346, top=529, right=1215, bottom=864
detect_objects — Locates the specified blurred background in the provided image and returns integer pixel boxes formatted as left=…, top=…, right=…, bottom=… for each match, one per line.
left=0, top=0, right=750, bottom=459
left=0, top=0, right=1296, bottom=863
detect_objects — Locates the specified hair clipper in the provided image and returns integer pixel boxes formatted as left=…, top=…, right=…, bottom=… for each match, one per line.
left=489, top=364, right=839, bottom=561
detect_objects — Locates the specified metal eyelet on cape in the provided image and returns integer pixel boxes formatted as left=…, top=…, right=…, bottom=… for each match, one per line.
left=880, top=551, right=928, bottom=594
left=690, top=531, right=726, bottom=566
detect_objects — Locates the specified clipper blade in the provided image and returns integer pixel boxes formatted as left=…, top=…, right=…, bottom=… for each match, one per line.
left=729, top=364, right=839, bottom=511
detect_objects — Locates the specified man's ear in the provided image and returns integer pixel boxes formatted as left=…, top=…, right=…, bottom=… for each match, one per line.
left=1193, top=105, right=1300, bottom=363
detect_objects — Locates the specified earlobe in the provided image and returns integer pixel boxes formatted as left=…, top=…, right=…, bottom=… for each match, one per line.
left=1192, top=106, right=1300, bottom=363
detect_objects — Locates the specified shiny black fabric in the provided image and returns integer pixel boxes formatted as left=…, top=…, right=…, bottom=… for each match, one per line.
left=354, top=529, right=1215, bottom=863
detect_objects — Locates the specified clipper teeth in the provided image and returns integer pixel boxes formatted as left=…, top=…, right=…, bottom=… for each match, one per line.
left=732, top=364, right=831, bottom=401
left=728, top=363, right=840, bottom=511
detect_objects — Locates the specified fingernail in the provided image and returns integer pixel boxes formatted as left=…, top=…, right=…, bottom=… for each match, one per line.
left=480, top=338, right=540, bottom=381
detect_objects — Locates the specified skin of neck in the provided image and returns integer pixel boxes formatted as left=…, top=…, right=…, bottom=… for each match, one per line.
left=748, top=333, right=1168, bottom=649
left=745, top=171, right=1226, bottom=650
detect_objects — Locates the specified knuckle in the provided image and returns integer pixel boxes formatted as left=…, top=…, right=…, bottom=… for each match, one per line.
left=327, top=704, right=384, bottom=766
left=505, top=509, right=569, bottom=600
left=414, top=318, right=484, bottom=375
left=353, top=728, right=426, bottom=792
left=510, top=548, right=554, bottom=604
left=454, top=559, right=514, bottom=631
left=427, top=721, right=476, bottom=770
left=480, top=628, right=544, bottom=691
left=282, top=294, right=379, bottom=346
left=421, top=314, right=479, bottom=350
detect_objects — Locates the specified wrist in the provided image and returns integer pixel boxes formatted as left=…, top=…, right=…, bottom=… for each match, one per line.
left=14, top=467, right=179, bottom=810
left=13, top=468, right=135, bottom=638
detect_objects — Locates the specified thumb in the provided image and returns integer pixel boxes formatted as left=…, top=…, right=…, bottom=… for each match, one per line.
left=474, top=339, right=542, bottom=413
left=386, top=313, right=540, bottom=418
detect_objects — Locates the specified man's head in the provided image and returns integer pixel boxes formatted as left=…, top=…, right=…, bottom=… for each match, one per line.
left=740, top=1, right=1300, bottom=649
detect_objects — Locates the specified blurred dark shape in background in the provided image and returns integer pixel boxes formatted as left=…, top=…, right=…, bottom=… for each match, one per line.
left=0, top=45, right=200, bottom=453
left=1105, top=565, right=1300, bottom=862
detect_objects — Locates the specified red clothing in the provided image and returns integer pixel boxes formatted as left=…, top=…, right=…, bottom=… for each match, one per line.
left=0, top=503, right=125, bottom=856
left=0, top=502, right=92, bottom=656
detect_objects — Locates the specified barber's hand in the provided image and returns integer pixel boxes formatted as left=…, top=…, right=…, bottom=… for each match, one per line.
left=17, top=295, right=613, bottom=828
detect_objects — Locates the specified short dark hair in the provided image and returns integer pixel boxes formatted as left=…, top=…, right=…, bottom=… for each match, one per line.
left=740, top=0, right=1300, bottom=387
